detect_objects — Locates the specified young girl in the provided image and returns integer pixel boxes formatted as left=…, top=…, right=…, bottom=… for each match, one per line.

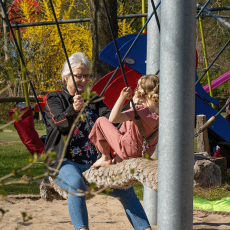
left=89, top=74, right=159, bottom=167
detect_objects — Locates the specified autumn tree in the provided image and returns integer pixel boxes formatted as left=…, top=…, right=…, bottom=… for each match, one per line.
left=17, top=0, right=92, bottom=91
left=0, top=0, right=10, bottom=61
left=0, top=0, right=140, bottom=94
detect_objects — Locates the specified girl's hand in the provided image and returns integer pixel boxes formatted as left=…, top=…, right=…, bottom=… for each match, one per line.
left=72, top=94, right=85, bottom=112
left=120, top=87, right=132, bottom=101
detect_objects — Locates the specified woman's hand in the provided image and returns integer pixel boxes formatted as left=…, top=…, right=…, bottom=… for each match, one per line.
left=120, top=87, right=132, bottom=101
left=72, top=94, right=85, bottom=112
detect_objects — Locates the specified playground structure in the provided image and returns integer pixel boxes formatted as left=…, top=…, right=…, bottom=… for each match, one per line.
left=91, top=24, right=230, bottom=156
left=1, top=0, right=230, bottom=229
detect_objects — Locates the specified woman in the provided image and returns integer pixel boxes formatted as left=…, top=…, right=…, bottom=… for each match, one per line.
left=44, top=52, right=152, bottom=230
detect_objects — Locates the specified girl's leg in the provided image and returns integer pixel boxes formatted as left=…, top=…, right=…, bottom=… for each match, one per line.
left=109, top=187, right=151, bottom=230
left=92, top=153, right=112, bottom=167
left=55, top=160, right=91, bottom=230
left=89, top=117, right=123, bottom=167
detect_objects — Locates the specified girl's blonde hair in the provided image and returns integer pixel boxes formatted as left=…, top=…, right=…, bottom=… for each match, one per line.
left=134, top=74, right=159, bottom=103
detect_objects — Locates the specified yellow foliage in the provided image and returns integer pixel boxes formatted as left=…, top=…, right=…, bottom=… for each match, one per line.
left=118, top=3, right=136, bottom=37
left=20, top=0, right=92, bottom=91
left=18, top=0, right=136, bottom=91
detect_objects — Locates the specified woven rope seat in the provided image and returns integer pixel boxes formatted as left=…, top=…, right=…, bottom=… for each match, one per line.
left=40, top=158, right=158, bottom=202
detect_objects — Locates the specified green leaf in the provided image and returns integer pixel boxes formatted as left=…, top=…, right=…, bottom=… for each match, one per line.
left=130, top=169, right=135, bottom=174
left=28, top=155, right=34, bottom=163
left=47, top=151, right=57, bottom=160
left=143, top=153, right=150, bottom=159
left=12, top=109, right=22, bottom=121
left=10, top=76, right=16, bottom=84
left=39, top=154, right=47, bottom=162
left=80, top=114, right=86, bottom=122
left=81, top=92, right=88, bottom=100
left=62, top=135, right=67, bottom=143
left=0, top=189, right=7, bottom=197
left=105, top=188, right=112, bottom=195
left=90, top=91, right=97, bottom=97
left=0, top=208, right=9, bottom=218
left=91, top=182, right=97, bottom=191
left=12, top=164, right=19, bottom=176
left=21, top=211, right=27, bottom=222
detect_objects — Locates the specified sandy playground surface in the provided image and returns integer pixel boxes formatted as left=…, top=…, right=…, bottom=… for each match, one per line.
left=1, top=194, right=230, bottom=230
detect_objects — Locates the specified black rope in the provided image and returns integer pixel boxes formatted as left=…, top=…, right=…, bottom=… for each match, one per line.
left=102, top=0, right=140, bottom=121
left=150, top=0, right=160, bottom=32
left=48, top=0, right=79, bottom=95
left=100, top=0, right=161, bottom=97
left=195, top=37, right=230, bottom=86
left=48, top=0, right=92, bottom=131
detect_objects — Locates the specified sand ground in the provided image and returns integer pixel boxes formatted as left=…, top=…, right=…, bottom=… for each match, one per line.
left=1, top=194, right=230, bottom=230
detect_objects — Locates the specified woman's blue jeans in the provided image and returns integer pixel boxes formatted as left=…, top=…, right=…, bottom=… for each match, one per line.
left=55, top=159, right=151, bottom=230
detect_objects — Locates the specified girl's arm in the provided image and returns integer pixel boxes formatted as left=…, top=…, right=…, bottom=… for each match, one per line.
left=109, top=87, right=132, bottom=123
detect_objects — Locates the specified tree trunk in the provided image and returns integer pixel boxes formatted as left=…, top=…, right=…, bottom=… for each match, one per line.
left=88, top=0, right=118, bottom=83
left=1, top=0, right=9, bottom=61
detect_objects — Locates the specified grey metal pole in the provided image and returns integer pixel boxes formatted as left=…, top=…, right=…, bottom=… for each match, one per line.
left=157, top=0, right=196, bottom=229
left=143, top=0, right=161, bottom=226
left=11, top=14, right=148, bottom=28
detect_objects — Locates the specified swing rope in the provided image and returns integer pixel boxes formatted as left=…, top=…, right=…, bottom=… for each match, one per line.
left=48, top=0, right=92, bottom=131
left=99, top=0, right=161, bottom=98
left=102, top=0, right=159, bottom=155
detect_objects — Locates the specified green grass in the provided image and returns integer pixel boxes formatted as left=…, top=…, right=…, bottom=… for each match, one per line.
left=0, top=130, right=46, bottom=142
left=0, top=141, right=45, bottom=195
left=0, top=120, right=230, bottom=201
left=193, top=184, right=230, bottom=201
left=0, top=119, right=46, bottom=195
left=133, top=183, right=144, bottom=200
left=0, top=119, right=46, bottom=141
left=192, top=112, right=230, bottom=200
left=193, top=155, right=230, bottom=201
left=0, top=119, right=46, bottom=131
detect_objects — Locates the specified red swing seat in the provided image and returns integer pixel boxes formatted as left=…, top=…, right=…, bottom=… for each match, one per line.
left=9, top=106, right=45, bottom=155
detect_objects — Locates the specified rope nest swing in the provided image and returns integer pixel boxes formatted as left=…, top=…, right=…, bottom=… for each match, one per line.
left=40, top=158, right=158, bottom=202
